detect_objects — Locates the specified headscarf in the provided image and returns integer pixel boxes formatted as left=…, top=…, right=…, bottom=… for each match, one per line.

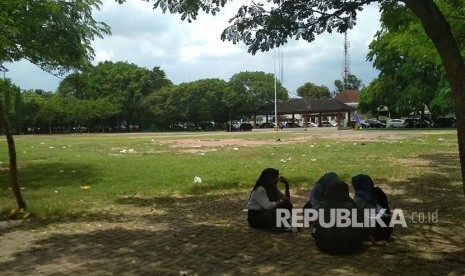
left=323, top=180, right=350, bottom=201
left=351, top=174, right=378, bottom=207
left=252, top=168, right=280, bottom=202
left=310, top=172, right=339, bottom=208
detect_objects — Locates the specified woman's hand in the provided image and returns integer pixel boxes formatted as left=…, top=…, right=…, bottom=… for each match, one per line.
left=279, top=176, right=289, bottom=186
left=276, top=199, right=289, bottom=207
left=279, top=176, right=291, bottom=201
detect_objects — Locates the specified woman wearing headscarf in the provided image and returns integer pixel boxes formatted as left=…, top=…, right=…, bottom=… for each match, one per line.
left=247, top=168, right=295, bottom=232
left=352, top=174, right=393, bottom=242
left=312, top=180, right=366, bottom=254
left=304, top=172, right=339, bottom=210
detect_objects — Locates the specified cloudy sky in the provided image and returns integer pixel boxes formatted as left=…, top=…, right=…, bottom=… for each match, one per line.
left=6, top=0, right=381, bottom=96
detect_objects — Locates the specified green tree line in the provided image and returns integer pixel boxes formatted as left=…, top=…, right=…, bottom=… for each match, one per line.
left=1, top=62, right=288, bottom=134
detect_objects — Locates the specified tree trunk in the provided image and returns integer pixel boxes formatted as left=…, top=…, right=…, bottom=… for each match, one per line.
left=404, top=0, right=465, bottom=194
left=0, top=97, right=26, bottom=209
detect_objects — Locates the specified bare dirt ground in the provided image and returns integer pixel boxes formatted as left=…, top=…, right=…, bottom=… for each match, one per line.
left=161, top=128, right=446, bottom=152
left=1, top=128, right=464, bottom=275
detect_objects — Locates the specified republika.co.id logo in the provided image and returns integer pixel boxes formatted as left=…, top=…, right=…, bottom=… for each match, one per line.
left=276, top=208, right=439, bottom=228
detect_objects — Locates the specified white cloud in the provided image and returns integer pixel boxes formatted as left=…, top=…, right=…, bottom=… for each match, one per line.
left=5, top=1, right=381, bottom=94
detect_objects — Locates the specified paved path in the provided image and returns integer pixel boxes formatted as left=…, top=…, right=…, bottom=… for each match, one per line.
left=2, top=188, right=465, bottom=276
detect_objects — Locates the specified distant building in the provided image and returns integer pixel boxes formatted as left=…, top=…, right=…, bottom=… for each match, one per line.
left=334, top=89, right=359, bottom=109
left=334, top=89, right=366, bottom=122
left=254, top=98, right=355, bottom=128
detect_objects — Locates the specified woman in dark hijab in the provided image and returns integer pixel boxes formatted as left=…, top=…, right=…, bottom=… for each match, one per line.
left=312, top=180, right=366, bottom=254
left=352, top=174, right=393, bottom=242
left=304, top=172, right=339, bottom=209
left=247, top=168, right=295, bottom=232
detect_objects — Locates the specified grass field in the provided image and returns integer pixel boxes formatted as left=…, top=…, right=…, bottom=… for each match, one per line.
left=0, top=128, right=461, bottom=219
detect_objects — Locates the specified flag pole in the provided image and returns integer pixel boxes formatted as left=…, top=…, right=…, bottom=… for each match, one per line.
left=274, top=49, right=278, bottom=132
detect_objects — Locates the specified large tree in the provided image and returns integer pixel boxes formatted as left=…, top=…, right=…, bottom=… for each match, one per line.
left=58, top=61, right=172, bottom=129
left=297, top=82, right=331, bottom=100
left=133, top=0, right=465, bottom=194
left=359, top=2, right=451, bottom=118
left=334, top=74, right=363, bottom=94
left=1, top=0, right=110, bottom=209
left=228, top=71, right=288, bottom=117
left=185, top=78, right=231, bottom=124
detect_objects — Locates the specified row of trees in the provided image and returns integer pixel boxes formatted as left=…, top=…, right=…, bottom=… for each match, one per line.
left=1, top=61, right=288, bottom=134
left=296, top=73, right=363, bottom=100
left=3, top=62, right=366, bottom=135
left=2, top=56, right=455, bottom=136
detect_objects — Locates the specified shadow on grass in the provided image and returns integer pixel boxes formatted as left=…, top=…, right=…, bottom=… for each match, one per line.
left=0, top=162, right=99, bottom=190
left=1, top=152, right=465, bottom=274
left=185, top=176, right=314, bottom=196
left=187, top=180, right=242, bottom=194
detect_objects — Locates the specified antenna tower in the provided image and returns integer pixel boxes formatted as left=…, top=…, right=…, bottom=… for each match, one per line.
left=343, top=31, right=351, bottom=90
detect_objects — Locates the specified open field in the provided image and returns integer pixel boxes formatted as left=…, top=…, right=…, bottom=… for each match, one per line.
left=1, top=128, right=465, bottom=274
left=0, top=128, right=462, bottom=218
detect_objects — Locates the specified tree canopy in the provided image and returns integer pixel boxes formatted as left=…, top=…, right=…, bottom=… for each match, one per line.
left=358, top=2, right=454, bottom=118
left=1, top=0, right=110, bottom=74
left=228, top=71, right=288, bottom=115
left=296, top=82, right=331, bottom=100
left=18, top=68, right=282, bottom=132
left=58, top=61, right=173, bottom=128
left=334, top=74, right=363, bottom=94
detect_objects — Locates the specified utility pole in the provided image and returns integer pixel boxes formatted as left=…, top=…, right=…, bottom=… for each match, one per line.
left=274, top=49, right=278, bottom=132
left=0, top=65, right=8, bottom=82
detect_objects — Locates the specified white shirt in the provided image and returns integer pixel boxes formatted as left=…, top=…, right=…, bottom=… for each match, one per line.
left=247, top=186, right=285, bottom=211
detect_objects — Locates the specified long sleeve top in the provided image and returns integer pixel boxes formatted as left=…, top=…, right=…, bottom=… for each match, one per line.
left=247, top=186, right=285, bottom=211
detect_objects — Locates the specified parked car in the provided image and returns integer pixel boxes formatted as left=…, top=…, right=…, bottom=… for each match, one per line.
left=320, top=121, right=336, bottom=127
left=285, top=122, right=301, bottom=128
left=403, top=118, right=431, bottom=128
left=239, top=123, right=253, bottom=131
left=259, top=122, right=275, bottom=128
left=183, top=123, right=198, bottom=131
left=365, top=119, right=386, bottom=128
left=349, top=120, right=369, bottom=128
left=303, top=122, right=318, bottom=128
left=387, top=119, right=405, bottom=128
left=224, top=122, right=240, bottom=131
left=72, top=126, right=88, bottom=133
left=433, top=116, right=456, bottom=128
left=418, top=119, right=432, bottom=128
left=199, top=122, right=215, bottom=131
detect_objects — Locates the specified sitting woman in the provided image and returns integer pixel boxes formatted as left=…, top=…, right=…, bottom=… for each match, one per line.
left=247, top=168, right=295, bottom=232
left=351, top=174, right=393, bottom=242
left=303, top=172, right=339, bottom=210
left=312, top=180, right=366, bottom=254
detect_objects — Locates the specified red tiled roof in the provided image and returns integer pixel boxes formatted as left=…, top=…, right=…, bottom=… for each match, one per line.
left=334, top=89, right=360, bottom=104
